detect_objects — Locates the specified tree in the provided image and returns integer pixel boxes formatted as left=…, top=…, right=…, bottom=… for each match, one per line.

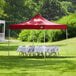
left=59, top=0, right=76, bottom=13
left=56, top=13, right=76, bottom=38
left=60, top=1, right=74, bottom=14
left=4, top=0, right=42, bottom=21
left=0, top=0, right=7, bottom=19
left=40, top=0, right=67, bottom=20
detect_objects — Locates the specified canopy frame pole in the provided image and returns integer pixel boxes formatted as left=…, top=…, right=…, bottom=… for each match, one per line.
left=32, top=30, right=34, bottom=46
left=66, top=29, right=68, bottom=56
left=44, top=30, right=46, bottom=58
left=4, top=21, right=5, bottom=40
left=8, top=29, right=10, bottom=56
left=32, top=30, right=35, bottom=56
left=66, top=29, right=68, bottom=39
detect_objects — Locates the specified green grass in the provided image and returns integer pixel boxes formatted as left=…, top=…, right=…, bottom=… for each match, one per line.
left=0, top=37, right=76, bottom=76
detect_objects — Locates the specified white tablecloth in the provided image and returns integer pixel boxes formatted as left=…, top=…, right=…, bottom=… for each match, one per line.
left=16, top=46, right=34, bottom=55
left=16, top=46, right=60, bottom=55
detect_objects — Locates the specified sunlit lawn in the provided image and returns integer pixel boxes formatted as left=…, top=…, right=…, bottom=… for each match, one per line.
left=0, top=37, right=76, bottom=76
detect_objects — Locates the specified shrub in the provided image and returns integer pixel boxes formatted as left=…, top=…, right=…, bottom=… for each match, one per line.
left=18, top=30, right=31, bottom=41
left=18, top=29, right=65, bottom=42
left=56, top=13, right=76, bottom=38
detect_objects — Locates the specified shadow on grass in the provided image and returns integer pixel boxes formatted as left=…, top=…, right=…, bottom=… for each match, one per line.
left=0, top=42, right=8, bottom=44
left=19, top=56, right=76, bottom=59
left=0, top=56, right=76, bottom=59
left=0, top=56, right=76, bottom=72
left=49, top=44, right=67, bottom=46
left=0, top=46, right=18, bottom=51
left=0, top=73, right=29, bottom=76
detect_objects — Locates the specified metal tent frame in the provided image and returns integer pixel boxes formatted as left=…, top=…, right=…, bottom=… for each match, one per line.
left=8, top=14, right=68, bottom=57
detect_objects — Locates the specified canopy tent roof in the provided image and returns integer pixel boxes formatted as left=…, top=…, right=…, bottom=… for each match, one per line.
left=9, top=14, right=67, bottom=29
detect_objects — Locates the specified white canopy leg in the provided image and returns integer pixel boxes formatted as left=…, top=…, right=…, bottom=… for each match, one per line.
left=32, top=30, right=34, bottom=46
left=8, top=29, right=10, bottom=56
left=44, top=30, right=46, bottom=58
left=4, top=21, right=5, bottom=41
left=66, top=29, right=68, bottom=56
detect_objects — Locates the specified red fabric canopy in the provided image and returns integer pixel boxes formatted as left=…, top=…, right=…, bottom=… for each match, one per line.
left=9, top=14, right=67, bottom=29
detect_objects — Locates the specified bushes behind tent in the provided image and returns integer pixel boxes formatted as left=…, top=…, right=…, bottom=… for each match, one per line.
left=18, top=29, right=66, bottom=42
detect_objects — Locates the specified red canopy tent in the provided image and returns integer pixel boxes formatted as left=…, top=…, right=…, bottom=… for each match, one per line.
left=8, top=14, right=68, bottom=56
left=9, top=14, right=67, bottom=29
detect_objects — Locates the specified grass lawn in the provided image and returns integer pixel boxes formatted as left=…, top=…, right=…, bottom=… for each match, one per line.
left=0, top=37, right=76, bottom=76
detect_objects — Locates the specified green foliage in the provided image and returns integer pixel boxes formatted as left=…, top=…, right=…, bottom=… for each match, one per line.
left=0, top=0, right=7, bottom=18
left=40, top=0, right=64, bottom=20
left=18, top=30, right=31, bottom=41
left=60, top=1, right=74, bottom=14
left=18, top=29, right=66, bottom=42
left=59, top=0, right=76, bottom=13
left=3, top=0, right=75, bottom=21
left=56, top=13, right=76, bottom=38
left=47, top=30, right=66, bottom=42
left=18, top=30, right=42, bottom=42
